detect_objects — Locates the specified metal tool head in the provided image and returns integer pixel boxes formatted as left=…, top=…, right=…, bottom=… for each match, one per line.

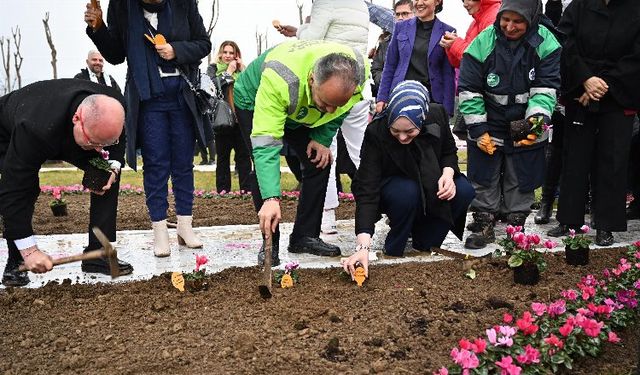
left=92, top=227, right=119, bottom=279
left=258, top=236, right=273, bottom=299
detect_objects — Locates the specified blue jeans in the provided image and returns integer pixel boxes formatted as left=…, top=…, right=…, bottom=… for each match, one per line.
left=381, top=175, right=475, bottom=256
left=140, top=77, right=195, bottom=222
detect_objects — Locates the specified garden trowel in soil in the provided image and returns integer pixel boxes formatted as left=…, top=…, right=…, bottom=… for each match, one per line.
left=19, top=227, right=120, bottom=279
left=258, top=236, right=273, bottom=299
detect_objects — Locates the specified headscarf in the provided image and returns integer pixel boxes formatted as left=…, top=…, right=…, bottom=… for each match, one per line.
left=386, top=80, right=430, bottom=129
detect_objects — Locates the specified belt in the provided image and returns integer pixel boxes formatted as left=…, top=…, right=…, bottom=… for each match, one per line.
left=158, top=67, right=179, bottom=77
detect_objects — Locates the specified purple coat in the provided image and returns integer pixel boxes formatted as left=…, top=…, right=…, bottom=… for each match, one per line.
left=377, top=17, right=456, bottom=116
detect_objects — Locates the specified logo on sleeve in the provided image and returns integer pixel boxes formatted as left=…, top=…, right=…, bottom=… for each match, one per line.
left=486, top=73, right=500, bottom=88
left=528, top=68, right=536, bottom=81
left=296, top=107, right=308, bottom=120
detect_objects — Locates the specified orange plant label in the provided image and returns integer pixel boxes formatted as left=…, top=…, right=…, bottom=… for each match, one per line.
left=281, top=274, right=294, bottom=288
left=354, top=266, right=366, bottom=287
left=171, top=272, right=185, bottom=292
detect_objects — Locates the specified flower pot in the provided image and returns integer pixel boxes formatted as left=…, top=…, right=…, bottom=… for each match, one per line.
left=510, top=119, right=530, bottom=142
left=184, top=278, right=207, bottom=292
left=513, top=263, right=540, bottom=285
left=51, top=204, right=68, bottom=217
left=565, top=245, right=589, bottom=266
left=82, top=166, right=112, bottom=191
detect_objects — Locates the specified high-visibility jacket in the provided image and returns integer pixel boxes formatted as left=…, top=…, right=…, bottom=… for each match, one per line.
left=234, top=40, right=370, bottom=198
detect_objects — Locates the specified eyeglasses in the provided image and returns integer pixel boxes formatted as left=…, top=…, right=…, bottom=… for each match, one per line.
left=395, top=11, right=412, bottom=17
left=78, top=113, right=119, bottom=147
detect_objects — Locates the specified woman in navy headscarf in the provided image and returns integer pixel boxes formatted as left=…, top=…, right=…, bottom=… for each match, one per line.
left=342, top=80, right=475, bottom=277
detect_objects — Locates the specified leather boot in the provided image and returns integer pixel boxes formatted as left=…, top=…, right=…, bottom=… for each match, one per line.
left=534, top=200, right=553, bottom=224
left=466, top=212, right=495, bottom=232
left=152, top=220, right=171, bottom=257
left=177, top=215, right=203, bottom=248
left=464, top=212, right=495, bottom=250
left=507, top=212, right=528, bottom=227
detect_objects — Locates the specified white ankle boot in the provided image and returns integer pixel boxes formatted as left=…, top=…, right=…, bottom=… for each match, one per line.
left=321, top=208, right=338, bottom=234
left=177, top=215, right=203, bottom=248
left=152, top=220, right=171, bottom=257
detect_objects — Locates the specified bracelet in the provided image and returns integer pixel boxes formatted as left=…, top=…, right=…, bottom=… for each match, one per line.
left=264, top=197, right=280, bottom=202
left=355, top=244, right=371, bottom=252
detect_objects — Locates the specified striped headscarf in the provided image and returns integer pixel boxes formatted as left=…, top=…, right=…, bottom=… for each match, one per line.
left=386, top=80, right=430, bottom=129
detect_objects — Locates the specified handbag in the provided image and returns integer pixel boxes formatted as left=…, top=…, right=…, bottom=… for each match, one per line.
left=210, top=77, right=235, bottom=133
left=179, top=68, right=215, bottom=117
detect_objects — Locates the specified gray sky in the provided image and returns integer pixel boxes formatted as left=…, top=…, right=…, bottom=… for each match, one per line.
left=0, top=0, right=471, bottom=91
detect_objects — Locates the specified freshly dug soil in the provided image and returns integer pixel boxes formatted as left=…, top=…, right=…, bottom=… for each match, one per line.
left=1, top=245, right=638, bottom=374
left=14, top=192, right=356, bottom=235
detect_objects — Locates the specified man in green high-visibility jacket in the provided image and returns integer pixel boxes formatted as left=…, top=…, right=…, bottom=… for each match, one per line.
left=233, top=40, right=370, bottom=266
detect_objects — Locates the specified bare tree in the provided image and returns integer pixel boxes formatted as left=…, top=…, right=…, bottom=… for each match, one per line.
left=296, top=0, right=305, bottom=25
left=42, top=12, right=58, bottom=79
left=255, top=27, right=266, bottom=56
left=204, top=0, right=220, bottom=64
left=0, top=36, right=10, bottom=94
left=12, top=27, right=23, bottom=89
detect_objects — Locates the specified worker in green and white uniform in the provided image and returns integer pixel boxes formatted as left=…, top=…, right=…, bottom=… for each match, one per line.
left=233, top=40, right=369, bottom=266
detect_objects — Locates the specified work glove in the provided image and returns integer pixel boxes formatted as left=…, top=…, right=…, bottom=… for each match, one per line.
left=477, top=132, right=496, bottom=155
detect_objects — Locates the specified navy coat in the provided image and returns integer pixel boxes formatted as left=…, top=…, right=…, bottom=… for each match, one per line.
left=87, top=0, right=211, bottom=170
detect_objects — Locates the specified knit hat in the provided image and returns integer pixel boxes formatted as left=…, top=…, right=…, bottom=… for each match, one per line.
left=497, top=0, right=542, bottom=25
left=386, top=80, right=430, bottom=129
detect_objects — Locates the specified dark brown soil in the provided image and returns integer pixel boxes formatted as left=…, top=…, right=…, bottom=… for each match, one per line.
left=1, top=194, right=638, bottom=374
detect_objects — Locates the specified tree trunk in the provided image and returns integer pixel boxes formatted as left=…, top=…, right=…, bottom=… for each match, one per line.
left=42, top=12, right=58, bottom=79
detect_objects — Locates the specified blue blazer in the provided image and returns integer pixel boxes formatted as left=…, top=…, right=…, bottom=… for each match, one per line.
left=377, top=17, right=456, bottom=116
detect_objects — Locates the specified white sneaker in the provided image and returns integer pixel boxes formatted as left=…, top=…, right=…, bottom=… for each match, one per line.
left=321, top=209, right=338, bottom=234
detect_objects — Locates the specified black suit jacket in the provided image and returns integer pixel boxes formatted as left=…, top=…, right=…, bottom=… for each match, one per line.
left=74, top=68, right=122, bottom=94
left=0, top=79, right=125, bottom=240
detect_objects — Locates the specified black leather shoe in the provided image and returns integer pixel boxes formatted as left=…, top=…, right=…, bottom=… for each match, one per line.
left=2, top=264, right=30, bottom=287
left=257, top=241, right=281, bottom=267
left=547, top=224, right=576, bottom=238
left=627, top=204, right=640, bottom=220
left=595, top=230, right=614, bottom=247
left=506, top=212, right=528, bottom=227
left=81, top=257, right=133, bottom=276
left=288, top=237, right=341, bottom=257
left=535, top=202, right=553, bottom=224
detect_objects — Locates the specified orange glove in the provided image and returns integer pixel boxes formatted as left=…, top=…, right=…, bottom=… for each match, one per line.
left=516, top=133, right=537, bottom=147
left=477, top=132, right=496, bottom=155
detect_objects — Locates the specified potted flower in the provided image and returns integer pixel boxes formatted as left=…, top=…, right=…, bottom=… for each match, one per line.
left=83, top=150, right=113, bottom=191
left=49, top=187, right=68, bottom=216
left=496, top=225, right=556, bottom=285
left=274, top=261, right=300, bottom=288
left=184, top=254, right=209, bottom=292
left=562, top=225, right=592, bottom=266
left=510, top=115, right=550, bottom=142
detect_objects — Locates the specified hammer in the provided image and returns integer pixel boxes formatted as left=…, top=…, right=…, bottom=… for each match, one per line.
left=18, top=227, right=120, bottom=279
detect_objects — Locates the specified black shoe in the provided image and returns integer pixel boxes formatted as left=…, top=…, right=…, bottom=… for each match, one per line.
left=257, top=241, right=281, bottom=267
left=2, top=264, right=30, bottom=287
left=464, top=220, right=495, bottom=250
left=506, top=212, right=528, bottom=227
left=495, top=212, right=509, bottom=223
left=595, top=230, right=614, bottom=247
left=547, top=224, right=577, bottom=238
left=288, top=237, right=341, bottom=257
left=81, top=256, right=133, bottom=276
left=534, top=201, right=553, bottom=224
left=466, top=212, right=495, bottom=232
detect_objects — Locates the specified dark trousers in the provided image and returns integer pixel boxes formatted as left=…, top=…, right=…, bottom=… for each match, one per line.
left=540, top=110, right=565, bottom=203
left=381, top=175, right=475, bottom=256
left=557, top=103, right=634, bottom=231
left=139, top=77, right=195, bottom=222
left=214, top=126, right=252, bottom=193
left=236, top=109, right=330, bottom=243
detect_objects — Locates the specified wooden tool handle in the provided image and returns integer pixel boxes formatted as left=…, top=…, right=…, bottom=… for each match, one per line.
left=18, top=249, right=104, bottom=272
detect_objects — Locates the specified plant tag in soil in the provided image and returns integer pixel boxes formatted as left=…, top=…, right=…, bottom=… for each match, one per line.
left=354, top=266, right=366, bottom=287
left=171, top=272, right=185, bottom=292
left=280, top=274, right=294, bottom=288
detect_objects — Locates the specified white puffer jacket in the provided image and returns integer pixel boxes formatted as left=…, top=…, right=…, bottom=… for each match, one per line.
left=296, top=0, right=369, bottom=56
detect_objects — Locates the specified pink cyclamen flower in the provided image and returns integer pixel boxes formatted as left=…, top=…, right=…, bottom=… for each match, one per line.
left=527, top=234, right=540, bottom=245
left=450, top=348, right=479, bottom=369
left=506, top=225, right=517, bottom=236
left=607, top=331, right=621, bottom=343
left=531, top=302, right=547, bottom=316
left=52, top=187, right=62, bottom=200
left=544, top=334, right=564, bottom=349
left=516, top=311, right=539, bottom=336
left=548, top=299, right=567, bottom=317
left=543, top=239, right=557, bottom=249
left=634, top=280, right=640, bottom=290
left=503, top=313, right=513, bottom=324
left=569, top=229, right=576, bottom=238
left=472, top=338, right=487, bottom=354
left=516, top=344, right=541, bottom=365
left=285, top=261, right=300, bottom=272
left=558, top=322, right=574, bottom=337
left=580, top=224, right=590, bottom=233
left=100, top=149, right=110, bottom=160
left=495, top=356, right=522, bottom=375
left=195, top=254, right=208, bottom=272
left=486, top=328, right=497, bottom=345
left=433, top=368, right=449, bottom=375
left=561, top=289, right=578, bottom=300
left=581, top=318, right=604, bottom=337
